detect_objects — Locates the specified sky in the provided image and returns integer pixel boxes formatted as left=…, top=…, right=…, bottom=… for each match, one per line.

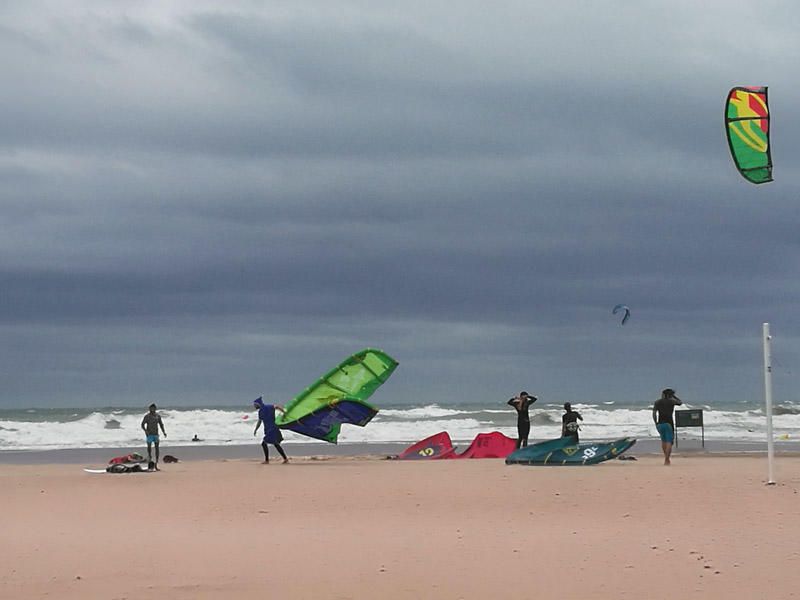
left=2, top=1, right=800, bottom=408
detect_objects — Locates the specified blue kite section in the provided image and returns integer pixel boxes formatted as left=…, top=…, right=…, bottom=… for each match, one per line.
left=279, top=400, right=378, bottom=443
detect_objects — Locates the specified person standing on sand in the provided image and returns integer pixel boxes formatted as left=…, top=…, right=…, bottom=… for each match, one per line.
left=141, top=404, right=167, bottom=470
left=253, top=397, right=289, bottom=464
left=561, top=402, right=583, bottom=443
left=507, top=391, right=537, bottom=449
left=652, top=388, right=682, bottom=465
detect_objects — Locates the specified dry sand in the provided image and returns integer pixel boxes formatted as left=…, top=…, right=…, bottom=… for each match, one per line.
left=3, top=454, right=800, bottom=599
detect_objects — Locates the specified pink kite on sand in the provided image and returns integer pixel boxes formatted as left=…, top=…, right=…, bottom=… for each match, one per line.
left=397, top=431, right=516, bottom=460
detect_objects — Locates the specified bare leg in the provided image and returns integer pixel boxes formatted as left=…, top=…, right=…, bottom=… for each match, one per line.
left=664, top=442, right=672, bottom=465
left=146, top=441, right=153, bottom=463
left=154, top=440, right=160, bottom=470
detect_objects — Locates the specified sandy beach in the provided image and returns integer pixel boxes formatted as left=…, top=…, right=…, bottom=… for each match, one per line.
left=2, top=453, right=800, bottom=599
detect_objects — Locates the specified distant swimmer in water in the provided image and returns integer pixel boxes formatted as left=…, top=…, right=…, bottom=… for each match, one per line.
left=253, top=397, right=289, bottom=464
left=652, top=388, right=682, bottom=465
left=141, top=403, right=167, bottom=470
left=191, top=434, right=201, bottom=442
left=507, top=391, right=537, bottom=449
left=561, top=402, right=583, bottom=443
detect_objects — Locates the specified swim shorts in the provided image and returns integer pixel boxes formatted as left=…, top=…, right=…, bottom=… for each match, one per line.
left=656, top=423, right=674, bottom=444
left=146, top=434, right=160, bottom=444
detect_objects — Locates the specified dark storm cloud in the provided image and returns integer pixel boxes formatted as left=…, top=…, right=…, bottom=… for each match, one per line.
left=2, top=1, right=800, bottom=407
left=1, top=3, right=773, bottom=163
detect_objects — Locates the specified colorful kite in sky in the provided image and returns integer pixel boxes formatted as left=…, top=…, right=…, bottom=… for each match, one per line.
left=276, top=348, right=398, bottom=443
left=725, top=87, right=772, bottom=184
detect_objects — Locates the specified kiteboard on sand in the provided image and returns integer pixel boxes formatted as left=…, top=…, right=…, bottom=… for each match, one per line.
left=505, top=437, right=636, bottom=466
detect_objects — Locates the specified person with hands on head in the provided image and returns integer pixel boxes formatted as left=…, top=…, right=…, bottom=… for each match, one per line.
left=141, top=403, right=167, bottom=470
left=253, top=397, right=289, bottom=464
left=652, top=388, right=683, bottom=466
left=507, top=391, right=537, bottom=449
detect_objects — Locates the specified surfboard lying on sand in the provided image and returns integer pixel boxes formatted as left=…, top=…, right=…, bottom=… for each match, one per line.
left=505, top=437, right=636, bottom=466
left=83, top=465, right=155, bottom=474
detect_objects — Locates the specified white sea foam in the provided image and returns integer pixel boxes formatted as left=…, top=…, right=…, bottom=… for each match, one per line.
left=0, top=404, right=797, bottom=450
left=378, top=405, right=465, bottom=419
left=0, top=409, right=256, bottom=450
left=338, top=418, right=490, bottom=444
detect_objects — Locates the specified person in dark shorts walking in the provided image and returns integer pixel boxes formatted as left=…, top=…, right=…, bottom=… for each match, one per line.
left=652, top=388, right=682, bottom=465
left=561, top=402, right=583, bottom=443
left=507, top=391, right=537, bottom=449
left=253, top=397, right=289, bottom=464
left=141, top=404, right=167, bottom=470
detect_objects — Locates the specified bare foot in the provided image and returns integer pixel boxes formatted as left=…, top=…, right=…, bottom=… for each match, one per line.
left=282, top=459, right=289, bottom=464
left=262, top=461, right=270, bottom=465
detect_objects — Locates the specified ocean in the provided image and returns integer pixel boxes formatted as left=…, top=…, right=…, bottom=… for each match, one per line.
left=1, top=399, right=797, bottom=451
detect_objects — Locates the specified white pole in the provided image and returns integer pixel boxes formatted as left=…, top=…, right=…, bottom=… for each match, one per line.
left=763, top=323, right=775, bottom=485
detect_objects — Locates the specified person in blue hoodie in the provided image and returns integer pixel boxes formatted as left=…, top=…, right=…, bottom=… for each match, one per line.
left=253, top=397, right=289, bottom=464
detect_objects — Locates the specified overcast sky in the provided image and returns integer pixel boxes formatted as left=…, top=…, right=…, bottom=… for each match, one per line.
left=2, top=1, right=800, bottom=408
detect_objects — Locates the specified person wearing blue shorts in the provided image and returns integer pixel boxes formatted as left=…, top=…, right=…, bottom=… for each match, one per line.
left=652, top=389, right=682, bottom=465
left=141, top=404, right=167, bottom=470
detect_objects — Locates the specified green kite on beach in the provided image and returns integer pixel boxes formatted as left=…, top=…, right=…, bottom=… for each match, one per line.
left=275, top=348, right=399, bottom=443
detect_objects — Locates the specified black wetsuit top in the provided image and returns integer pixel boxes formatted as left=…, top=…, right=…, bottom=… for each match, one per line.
left=507, top=397, right=536, bottom=424
left=653, top=398, right=681, bottom=427
left=562, top=410, right=582, bottom=437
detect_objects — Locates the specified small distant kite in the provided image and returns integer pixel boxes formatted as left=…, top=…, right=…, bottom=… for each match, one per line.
left=612, top=304, right=631, bottom=326
left=725, top=86, right=772, bottom=184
